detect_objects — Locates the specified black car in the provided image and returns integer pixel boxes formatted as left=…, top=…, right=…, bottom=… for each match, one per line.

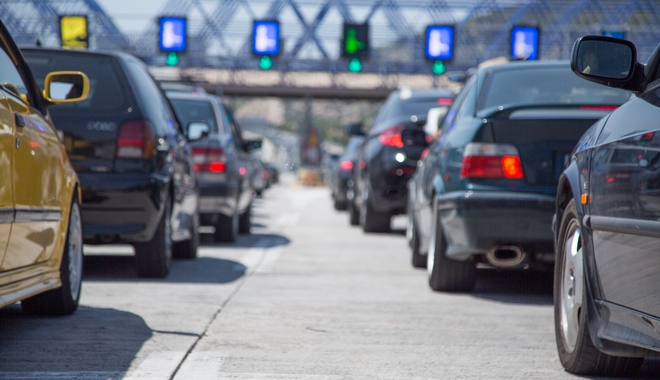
left=353, top=88, right=455, bottom=232
left=406, top=60, right=631, bottom=291
left=553, top=36, right=660, bottom=376
left=23, top=48, right=199, bottom=278
left=166, top=92, right=258, bottom=242
left=331, top=135, right=365, bottom=211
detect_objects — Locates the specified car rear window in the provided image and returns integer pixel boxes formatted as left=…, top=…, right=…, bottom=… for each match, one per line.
left=23, top=52, right=129, bottom=112
left=168, top=98, right=219, bottom=133
left=478, top=67, right=632, bottom=111
left=402, top=99, right=444, bottom=117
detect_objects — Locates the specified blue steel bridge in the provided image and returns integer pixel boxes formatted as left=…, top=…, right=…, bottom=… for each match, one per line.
left=3, top=0, right=660, bottom=98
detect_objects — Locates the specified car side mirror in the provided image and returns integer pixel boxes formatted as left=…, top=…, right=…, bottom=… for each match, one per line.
left=43, top=71, right=90, bottom=103
left=187, top=121, right=210, bottom=141
left=570, top=36, right=645, bottom=92
left=346, top=123, right=364, bottom=136
left=244, top=139, right=262, bottom=152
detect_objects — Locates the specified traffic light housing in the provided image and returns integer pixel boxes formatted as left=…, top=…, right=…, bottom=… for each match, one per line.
left=252, top=20, right=280, bottom=70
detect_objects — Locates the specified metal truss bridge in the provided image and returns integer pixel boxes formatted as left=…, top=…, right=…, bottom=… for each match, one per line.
left=3, top=0, right=660, bottom=93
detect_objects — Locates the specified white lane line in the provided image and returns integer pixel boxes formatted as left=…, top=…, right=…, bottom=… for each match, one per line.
left=122, top=351, right=188, bottom=379
left=172, top=351, right=228, bottom=380
left=256, top=246, right=282, bottom=274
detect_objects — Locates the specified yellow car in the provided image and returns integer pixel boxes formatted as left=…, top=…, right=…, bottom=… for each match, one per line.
left=0, top=21, right=89, bottom=315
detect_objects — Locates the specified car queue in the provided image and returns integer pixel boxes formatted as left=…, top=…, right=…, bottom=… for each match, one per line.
left=0, top=18, right=273, bottom=318
left=330, top=38, right=660, bottom=376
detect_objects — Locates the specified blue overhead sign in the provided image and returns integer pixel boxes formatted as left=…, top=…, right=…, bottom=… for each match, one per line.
left=159, top=17, right=186, bottom=52
left=252, top=20, right=280, bottom=56
left=425, top=25, right=453, bottom=61
left=602, top=30, right=626, bottom=40
left=511, top=26, right=539, bottom=60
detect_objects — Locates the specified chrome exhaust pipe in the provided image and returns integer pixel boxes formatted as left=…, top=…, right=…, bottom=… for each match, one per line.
left=486, top=245, right=526, bottom=268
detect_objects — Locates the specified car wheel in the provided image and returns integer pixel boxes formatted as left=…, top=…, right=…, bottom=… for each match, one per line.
left=427, top=199, right=475, bottom=292
left=409, top=209, right=426, bottom=268
left=22, top=198, right=83, bottom=316
left=135, top=200, right=172, bottom=278
left=173, top=212, right=199, bottom=259
left=239, top=203, right=251, bottom=234
left=215, top=211, right=239, bottom=242
left=360, top=180, right=390, bottom=232
left=554, top=199, right=643, bottom=376
left=348, top=199, right=360, bottom=226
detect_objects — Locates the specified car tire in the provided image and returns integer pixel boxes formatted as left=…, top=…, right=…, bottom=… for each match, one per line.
left=239, top=204, right=251, bottom=234
left=215, top=211, right=238, bottom=242
left=22, top=198, right=83, bottom=316
left=348, top=199, right=360, bottom=226
left=173, top=212, right=199, bottom=259
left=410, top=224, right=427, bottom=268
left=333, top=197, right=346, bottom=211
left=554, top=199, right=643, bottom=376
left=135, top=200, right=172, bottom=278
left=427, top=199, right=475, bottom=292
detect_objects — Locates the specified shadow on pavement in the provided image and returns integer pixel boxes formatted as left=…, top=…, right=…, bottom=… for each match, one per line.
left=0, top=305, right=151, bottom=375
left=200, top=232, right=290, bottom=249
left=469, top=269, right=553, bottom=305
left=83, top=256, right=247, bottom=284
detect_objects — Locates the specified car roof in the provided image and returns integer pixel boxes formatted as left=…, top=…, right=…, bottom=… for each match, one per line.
left=394, top=87, right=455, bottom=101
left=166, top=91, right=219, bottom=102
left=479, top=59, right=570, bottom=74
left=21, top=46, right=134, bottom=61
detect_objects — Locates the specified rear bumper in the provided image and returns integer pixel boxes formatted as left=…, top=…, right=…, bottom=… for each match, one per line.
left=198, top=182, right=239, bottom=216
left=436, top=191, right=555, bottom=260
left=79, top=172, right=169, bottom=244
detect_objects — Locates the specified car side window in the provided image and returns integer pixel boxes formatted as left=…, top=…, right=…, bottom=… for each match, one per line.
left=0, top=46, right=29, bottom=99
left=440, top=75, right=476, bottom=135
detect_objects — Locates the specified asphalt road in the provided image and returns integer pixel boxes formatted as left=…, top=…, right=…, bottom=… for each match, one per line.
left=1, top=173, right=659, bottom=379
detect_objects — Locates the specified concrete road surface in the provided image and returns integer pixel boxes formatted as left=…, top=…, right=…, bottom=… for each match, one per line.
left=1, top=174, right=658, bottom=379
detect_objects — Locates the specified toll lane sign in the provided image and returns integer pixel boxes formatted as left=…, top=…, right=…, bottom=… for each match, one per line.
left=60, top=15, right=88, bottom=49
left=425, top=25, right=453, bottom=61
left=159, top=17, right=187, bottom=52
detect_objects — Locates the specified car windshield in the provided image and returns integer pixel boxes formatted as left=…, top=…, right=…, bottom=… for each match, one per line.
left=24, top=52, right=129, bottom=111
left=478, top=67, right=632, bottom=111
left=168, top=98, right=219, bottom=133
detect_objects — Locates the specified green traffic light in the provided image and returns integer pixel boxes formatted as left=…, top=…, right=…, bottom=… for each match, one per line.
left=259, top=55, right=273, bottom=70
left=348, top=58, right=362, bottom=72
left=166, top=52, right=179, bottom=66
left=432, top=60, right=446, bottom=75
left=345, top=28, right=365, bottom=55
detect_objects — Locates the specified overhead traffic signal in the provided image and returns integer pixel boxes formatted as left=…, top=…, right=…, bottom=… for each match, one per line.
left=60, top=15, right=89, bottom=49
left=342, top=23, right=369, bottom=59
left=511, top=26, right=539, bottom=60
left=159, top=17, right=187, bottom=52
left=252, top=20, right=280, bottom=70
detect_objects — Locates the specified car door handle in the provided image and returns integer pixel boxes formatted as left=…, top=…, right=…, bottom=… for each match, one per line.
left=15, top=114, right=25, bottom=134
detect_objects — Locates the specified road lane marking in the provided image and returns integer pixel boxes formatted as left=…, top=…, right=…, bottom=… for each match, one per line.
left=123, top=351, right=188, bottom=379
left=172, top=351, right=228, bottom=380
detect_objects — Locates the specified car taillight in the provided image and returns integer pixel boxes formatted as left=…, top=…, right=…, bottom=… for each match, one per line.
left=579, top=105, right=618, bottom=111
left=460, top=143, right=524, bottom=179
left=340, top=160, right=353, bottom=171
left=262, top=169, right=270, bottom=179
left=192, top=147, right=226, bottom=173
left=116, top=119, right=156, bottom=159
left=379, top=125, right=404, bottom=148
left=606, top=170, right=631, bottom=183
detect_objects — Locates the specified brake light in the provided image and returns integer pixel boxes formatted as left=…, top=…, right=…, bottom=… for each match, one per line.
left=460, top=143, right=524, bottom=179
left=192, top=147, right=226, bottom=173
left=579, top=105, right=618, bottom=111
left=606, top=170, right=631, bottom=183
left=262, top=170, right=270, bottom=179
left=339, top=160, right=353, bottom=171
left=437, top=98, right=453, bottom=106
left=379, top=125, right=404, bottom=148
left=116, top=119, right=156, bottom=159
